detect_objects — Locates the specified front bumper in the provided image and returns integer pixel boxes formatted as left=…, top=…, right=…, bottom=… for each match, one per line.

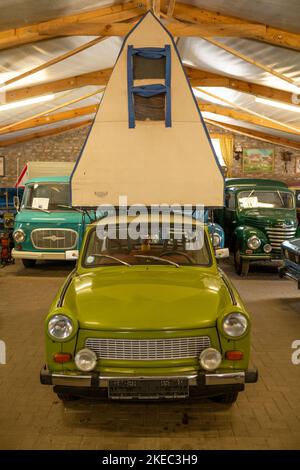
left=12, top=249, right=67, bottom=261
left=240, top=253, right=281, bottom=262
left=40, top=365, right=258, bottom=399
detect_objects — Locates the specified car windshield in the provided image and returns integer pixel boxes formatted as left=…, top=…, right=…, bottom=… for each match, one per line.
left=83, top=224, right=211, bottom=267
left=22, top=183, right=71, bottom=211
left=238, top=190, right=294, bottom=210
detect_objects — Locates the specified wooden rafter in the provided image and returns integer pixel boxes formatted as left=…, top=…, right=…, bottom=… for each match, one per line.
left=0, top=105, right=98, bottom=136
left=0, top=119, right=92, bottom=148
left=167, top=0, right=176, bottom=17
left=152, top=0, right=161, bottom=17
left=0, top=2, right=144, bottom=51
left=199, top=101, right=300, bottom=136
left=5, top=66, right=299, bottom=110
left=168, top=2, right=300, bottom=52
left=205, top=119, right=300, bottom=151
left=1, top=37, right=106, bottom=89
left=39, top=20, right=267, bottom=38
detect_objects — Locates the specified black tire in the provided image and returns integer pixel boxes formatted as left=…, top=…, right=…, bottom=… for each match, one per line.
left=210, top=391, right=239, bottom=404
left=22, top=259, right=36, bottom=268
left=234, top=244, right=249, bottom=276
left=56, top=392, right=80, bottom=402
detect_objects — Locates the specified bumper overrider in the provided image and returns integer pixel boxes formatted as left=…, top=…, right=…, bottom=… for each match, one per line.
left=40, top=366, right=258, bottom=399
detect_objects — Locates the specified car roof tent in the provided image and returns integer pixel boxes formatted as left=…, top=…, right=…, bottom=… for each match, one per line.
left=71, top=11, right=224, bottom=208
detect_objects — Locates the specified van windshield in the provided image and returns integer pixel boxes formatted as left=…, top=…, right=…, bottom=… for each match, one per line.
left=238, top=190, right=294, bottom=210
left=23, top=183, right=71, bottom=211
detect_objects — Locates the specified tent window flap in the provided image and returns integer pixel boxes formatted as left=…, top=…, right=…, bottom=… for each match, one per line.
left=128, top=45, right=171, bottom=128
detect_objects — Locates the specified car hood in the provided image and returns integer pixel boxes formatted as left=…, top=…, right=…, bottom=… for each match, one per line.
left=15, top=209, right=83, bottom=224
left=242, top=208, right=296, bottom=226
left=65, top=267, right=231, bottom=331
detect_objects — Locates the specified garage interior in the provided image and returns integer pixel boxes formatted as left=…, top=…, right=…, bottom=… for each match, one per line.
left=0, top=0, right=300, bottom=451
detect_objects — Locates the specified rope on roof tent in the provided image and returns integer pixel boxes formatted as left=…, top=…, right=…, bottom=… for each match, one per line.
left=202, top=37, right=299, bottom=89
left=0, top=88, right=103, bottom=134
left=0, top=36, right=106, bottom=90
left=196, top=87, right=300, bottom=136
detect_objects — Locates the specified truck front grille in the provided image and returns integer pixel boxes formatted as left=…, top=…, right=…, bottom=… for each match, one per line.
left=266, top=225, right=296, bottom=251
left=31, top=228, right=78, bottom=250
left=85, top=336, right=211, bottom=361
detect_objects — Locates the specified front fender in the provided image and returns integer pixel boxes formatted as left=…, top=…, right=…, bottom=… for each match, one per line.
left=234, top=226, right=268, bottom=253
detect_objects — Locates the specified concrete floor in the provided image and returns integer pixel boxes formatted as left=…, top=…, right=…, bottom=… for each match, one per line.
left=0, top=259, right=300, bottom=450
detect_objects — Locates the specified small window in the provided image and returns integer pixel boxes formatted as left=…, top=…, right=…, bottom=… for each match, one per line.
left=133, top=55, right=166, bottom=80
left=134, top=93, right=165, bottom=121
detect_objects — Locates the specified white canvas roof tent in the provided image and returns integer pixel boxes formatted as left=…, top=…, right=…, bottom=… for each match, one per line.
left=71, top=11, right=224, bottom=208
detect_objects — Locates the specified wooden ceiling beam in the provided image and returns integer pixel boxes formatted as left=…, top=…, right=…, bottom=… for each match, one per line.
left=205, top=118, right=300, bottom=151
left=0, top=119, right=92, bottom=147
left=199, top=101, right=300, bottom=135
left=0, top=104, right=98, bottom=135
left=168, top=2, right=300, bottom=52
left=0, top=2, right=143, bottom=51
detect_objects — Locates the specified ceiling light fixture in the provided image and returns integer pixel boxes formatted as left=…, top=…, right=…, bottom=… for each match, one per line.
left=255, top=97, right=300, bottom=114
left=0, top=94, right=55, bottom=112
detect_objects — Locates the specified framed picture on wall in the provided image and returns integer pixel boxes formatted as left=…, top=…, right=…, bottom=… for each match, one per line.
left=0, top=156, right=5, bottom=177
left=295, top=157, right=300, bottom=174
left=243, top=148, right=274, bottom=173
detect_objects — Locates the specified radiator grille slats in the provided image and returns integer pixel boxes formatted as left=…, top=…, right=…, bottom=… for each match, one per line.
left=266, top=225, right=296, bottom=251
left=85, top=336, right=211, bottom=361
left=31, top=229, right=78, bottom=250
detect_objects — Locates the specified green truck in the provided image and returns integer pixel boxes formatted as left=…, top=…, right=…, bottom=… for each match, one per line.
left=215, top=178, right=298, bottom=275
left=12, top=176, right=89, bottom=267
left=40, top=214, right=257, bottom=404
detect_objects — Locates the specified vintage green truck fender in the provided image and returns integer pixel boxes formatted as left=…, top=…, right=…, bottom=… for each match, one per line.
left=234, top=225, right=269, bottom=253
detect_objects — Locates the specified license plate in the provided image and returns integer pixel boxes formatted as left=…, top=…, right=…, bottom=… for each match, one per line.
left=108, top=378, right=189, bottom=400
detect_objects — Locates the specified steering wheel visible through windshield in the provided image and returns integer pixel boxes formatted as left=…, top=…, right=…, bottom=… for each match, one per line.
left=83, top=225, right=211, bottom=267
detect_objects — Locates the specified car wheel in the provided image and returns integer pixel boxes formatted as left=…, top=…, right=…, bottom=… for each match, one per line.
left=56, top=392, right=80, bottom=402
left=22, top=259, right=36, bottom=268
left=234, top=245, right=249, bottom=276
left=210, top=391, right=239, bottom=404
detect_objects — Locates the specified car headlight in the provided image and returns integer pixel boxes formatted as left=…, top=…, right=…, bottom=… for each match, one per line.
left=223, top=313, right=248, bottom=338
left=211, top=233, right=221, bottom=248
left=75, top=348, right=97, bottom=372
left=13, top=229, right=25, bottom=243
left=48, top=315, right=73, bottom=340
left=263, top=244, right=272, bottom=253
left=247, top=235, right=261, bottom=250
left=200, top=348, right=222, bottom=371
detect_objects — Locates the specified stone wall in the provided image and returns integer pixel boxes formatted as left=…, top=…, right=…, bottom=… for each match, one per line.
left=1, top=123, right=300, bottom=187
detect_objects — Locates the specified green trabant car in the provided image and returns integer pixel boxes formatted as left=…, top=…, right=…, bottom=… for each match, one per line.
left=215, top=178, right=298, bottom=276
left=12, top=176, right=89, bottom=267
left=40, top=214, right=257, bottom=404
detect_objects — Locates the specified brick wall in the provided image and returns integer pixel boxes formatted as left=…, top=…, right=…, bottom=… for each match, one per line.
left=1, top=123, right=300, bottom=187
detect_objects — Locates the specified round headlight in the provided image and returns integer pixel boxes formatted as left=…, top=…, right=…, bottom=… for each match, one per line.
left=199, top=348, right=222, bottom=371
left=247, top=235, right=261, bottom=250
left=223, top=313, right=248, bottom=338
left=13, top=229, right=25, bottom=243
left=75, top=348, right=97, bottom=372
left=263, top=244, right=272, bottom=254
left=48, top=315, right=73, bottom=340
left=212, top=233, right=221, bottom=248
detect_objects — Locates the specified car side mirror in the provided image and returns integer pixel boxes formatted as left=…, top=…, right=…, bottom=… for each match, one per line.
left=13, top=195, right=20, bottom=211
left=215, top=248, right=229, bottom=259
left=65, top=250, right=79, bottom=260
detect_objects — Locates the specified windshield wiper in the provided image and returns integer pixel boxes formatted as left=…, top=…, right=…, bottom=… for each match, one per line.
left=91, top=254, right=131, bottom=267
left=277, top=190, right=284, bottom=207
left=133, top=255, right=179, bottom=268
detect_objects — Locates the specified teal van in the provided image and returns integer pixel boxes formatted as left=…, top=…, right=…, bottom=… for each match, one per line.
left=12, top=176, right=89, bottom=268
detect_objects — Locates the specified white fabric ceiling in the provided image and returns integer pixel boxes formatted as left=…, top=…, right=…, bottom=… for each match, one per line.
left=0, top=0, right=300, bottom=143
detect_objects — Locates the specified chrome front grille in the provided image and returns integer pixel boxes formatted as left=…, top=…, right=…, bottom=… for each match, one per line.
left=266, top=225, right=296, bottom=251
left=85, top=336, right=211, bottom=361
left=31, top=228, right=78, bottom=250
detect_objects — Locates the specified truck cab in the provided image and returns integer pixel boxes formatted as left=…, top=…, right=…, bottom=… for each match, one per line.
left=12, top=176, right=87, bottom=268
left=215, top=178, right=298, bottom=275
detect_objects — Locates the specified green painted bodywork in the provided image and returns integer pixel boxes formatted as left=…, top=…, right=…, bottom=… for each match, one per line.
left=14, top=176, right=86, bottom=256
left=44, top=223, right=252, bottom=378
left=215, top=178, right=299, bottom=259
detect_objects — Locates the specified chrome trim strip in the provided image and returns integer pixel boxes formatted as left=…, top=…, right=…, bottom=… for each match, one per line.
left=57, top=270, right=76, bottom=308
left=205, top=372, right=245, bottom=385
left=220, top=273, right=237, bottom=306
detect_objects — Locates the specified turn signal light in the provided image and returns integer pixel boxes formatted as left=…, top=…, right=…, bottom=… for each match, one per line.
left=225, top=350, right=244, bottom=361
left=53, top=353, right=72, bottom=363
